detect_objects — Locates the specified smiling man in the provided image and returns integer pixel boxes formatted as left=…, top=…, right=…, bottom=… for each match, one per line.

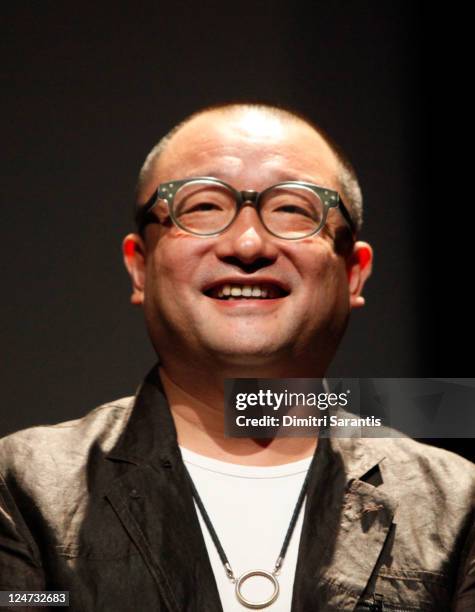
left=127, top=106, right=368, bottom=381
left=0, top=104, right=474, bottom=611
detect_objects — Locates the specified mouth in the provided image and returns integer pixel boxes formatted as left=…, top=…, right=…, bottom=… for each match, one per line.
left=203, top=282, right=290, bottom=301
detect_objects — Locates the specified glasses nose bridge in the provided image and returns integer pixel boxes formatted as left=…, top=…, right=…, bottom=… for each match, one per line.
left=232, top=189, right=266, bottom=234
left=231, top=189, right=269, bottom=239
left=239, top=189, right=260, bottom=208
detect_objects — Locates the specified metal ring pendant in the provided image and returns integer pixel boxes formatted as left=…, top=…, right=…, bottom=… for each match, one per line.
left=235, top=569, right=280, bottom=609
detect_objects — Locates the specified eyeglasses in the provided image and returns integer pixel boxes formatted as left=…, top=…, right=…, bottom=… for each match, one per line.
left=135, top=176, right=356, bottom=240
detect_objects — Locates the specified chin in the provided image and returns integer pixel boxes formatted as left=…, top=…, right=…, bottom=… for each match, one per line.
left=203, top=338, right=290, bottom=366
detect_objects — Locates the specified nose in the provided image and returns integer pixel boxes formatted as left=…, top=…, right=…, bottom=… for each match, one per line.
left=213, top=205, right=279, bottom=272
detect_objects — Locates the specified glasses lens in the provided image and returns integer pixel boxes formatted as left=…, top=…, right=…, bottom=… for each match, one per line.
left=172, top=180, right=236, bottom=235
left=260, top=185, right=324, bottom=239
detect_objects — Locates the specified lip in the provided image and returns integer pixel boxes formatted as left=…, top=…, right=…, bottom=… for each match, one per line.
left=206, top=296, right=286, bottom=311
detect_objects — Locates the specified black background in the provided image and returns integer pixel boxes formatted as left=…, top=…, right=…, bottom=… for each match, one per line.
left=2, top=3, right=471, bottom=460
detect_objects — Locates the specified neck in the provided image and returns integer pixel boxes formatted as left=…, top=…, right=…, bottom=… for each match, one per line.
left=159, top=365, right=318, bottom=467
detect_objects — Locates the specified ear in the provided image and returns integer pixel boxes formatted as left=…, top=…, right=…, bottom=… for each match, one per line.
left=346, top=241, right=373, bottom=309
left=122, top=233, right=146, bottom=306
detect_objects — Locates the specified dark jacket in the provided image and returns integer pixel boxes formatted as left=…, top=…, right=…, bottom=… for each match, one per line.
left=0, top=368, right=474, bottom=611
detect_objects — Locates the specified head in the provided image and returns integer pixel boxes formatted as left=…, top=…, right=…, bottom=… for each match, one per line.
left=123, top=104, right=373, bottom=377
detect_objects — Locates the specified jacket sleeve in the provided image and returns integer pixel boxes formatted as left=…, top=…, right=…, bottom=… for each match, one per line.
left=0, top=472, right=45, bottom=589
left=453, top=514, right=475, bottom=611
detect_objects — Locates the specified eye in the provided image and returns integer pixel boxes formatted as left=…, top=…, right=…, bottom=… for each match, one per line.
left=175, top=194, right=232, bottom=218
left=274, top=204, right=315, bottom=219
left=184, top=202, right=224, bottom=213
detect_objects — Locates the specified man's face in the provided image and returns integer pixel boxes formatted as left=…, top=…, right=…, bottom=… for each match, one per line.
left=125, top=110, right=371, bottom=373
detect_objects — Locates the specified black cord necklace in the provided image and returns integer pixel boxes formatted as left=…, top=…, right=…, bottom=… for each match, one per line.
left=185, top=457, right=314, bottom=610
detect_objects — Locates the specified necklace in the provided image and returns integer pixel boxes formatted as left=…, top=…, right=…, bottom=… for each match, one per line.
left=185, top=457, right=314, bottom=610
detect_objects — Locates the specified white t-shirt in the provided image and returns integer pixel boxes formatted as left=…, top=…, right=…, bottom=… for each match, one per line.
left=180, top=447, right=312, bottom=611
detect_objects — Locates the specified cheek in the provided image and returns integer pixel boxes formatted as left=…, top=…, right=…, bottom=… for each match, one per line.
left=298, top=249, right=349, bottom=314
left=297, top=243, right=347, bottom=287
left=319, top=255, right=348, bottom=292
left=142, top=253, right=192, bottom=333
left=142, top=238, right=217, bottom=344
left=146, top=234, right=204, bottom=284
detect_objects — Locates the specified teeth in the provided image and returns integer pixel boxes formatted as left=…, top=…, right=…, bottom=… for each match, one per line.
left=210, top=284, right=284, bottom=299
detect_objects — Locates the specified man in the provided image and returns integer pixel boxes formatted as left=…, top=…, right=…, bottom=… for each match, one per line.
left=0, top=104, right=474, bottom=611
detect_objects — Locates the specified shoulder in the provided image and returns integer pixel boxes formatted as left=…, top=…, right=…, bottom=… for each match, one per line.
left=380, top=435, right=475, bottom=484
left=336, top=434, right=475, bottom=508
left=354, top=436, right=475, bottom=511
left=340, top=432, right=475, bottom=479
left=0, top=398, right=138, bottom=575
left=0, top=397, right=135, bottom=480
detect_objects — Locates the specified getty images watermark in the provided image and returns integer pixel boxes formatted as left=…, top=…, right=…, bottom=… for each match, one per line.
left=233, top=388, right=381, bottom=429
left=224, top=378, right=475, bottom=438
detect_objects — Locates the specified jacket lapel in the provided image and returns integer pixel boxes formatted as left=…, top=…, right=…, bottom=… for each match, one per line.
left=292, top=436, right=398, bottom=611
left=105, top=367, right=223, bottom=612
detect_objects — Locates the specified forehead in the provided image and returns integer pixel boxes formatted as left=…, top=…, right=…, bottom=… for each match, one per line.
left=153, top=110, right=340, bottom=193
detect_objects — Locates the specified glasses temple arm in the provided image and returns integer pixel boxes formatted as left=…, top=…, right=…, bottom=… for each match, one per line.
left=134, top=190, right=159, bottom=232
left=336, top=197, right=357, bottom=236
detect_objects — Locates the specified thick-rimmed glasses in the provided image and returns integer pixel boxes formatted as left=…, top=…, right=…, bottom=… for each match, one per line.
left=135, top=177, right=356, bottom=240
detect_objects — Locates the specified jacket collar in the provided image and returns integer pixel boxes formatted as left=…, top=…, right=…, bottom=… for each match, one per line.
left=106, top=366, right=397, bottom=612
left=106, top=365, right=181, bottom=468
left=106, top=365, right=223, bottom=611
